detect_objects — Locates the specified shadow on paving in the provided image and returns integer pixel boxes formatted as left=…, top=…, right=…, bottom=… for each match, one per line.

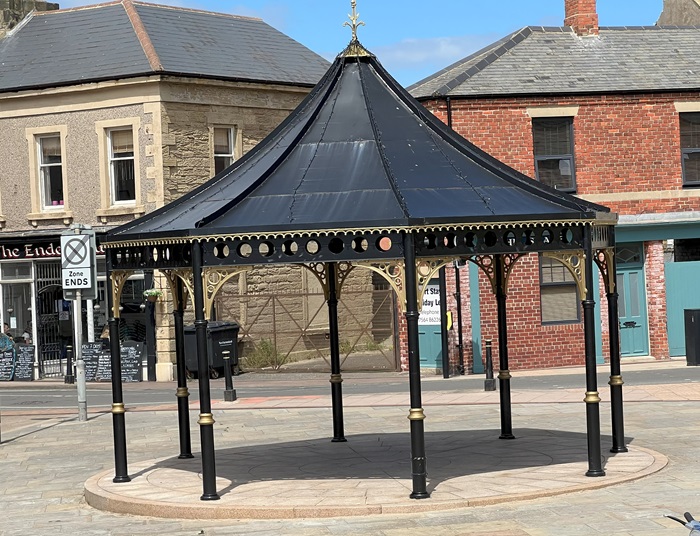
left=131, top=428, right=633, bottom=497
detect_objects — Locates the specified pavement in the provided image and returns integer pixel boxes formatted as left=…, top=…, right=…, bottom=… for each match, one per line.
left=2, top=359, right=700, bottom=535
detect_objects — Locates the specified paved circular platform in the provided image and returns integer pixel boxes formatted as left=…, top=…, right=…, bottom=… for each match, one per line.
left=85, top=429, right=666, bottom=519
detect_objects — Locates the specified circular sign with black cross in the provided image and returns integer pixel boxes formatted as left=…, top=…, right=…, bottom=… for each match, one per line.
left=61, top=234, right=92, bottom=289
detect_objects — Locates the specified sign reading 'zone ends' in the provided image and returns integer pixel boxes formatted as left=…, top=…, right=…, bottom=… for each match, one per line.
left=61, top=233, right=95, bottom=293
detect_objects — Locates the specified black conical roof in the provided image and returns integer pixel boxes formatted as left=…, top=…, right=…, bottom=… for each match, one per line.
left=106, top=42, right=611, bottom=244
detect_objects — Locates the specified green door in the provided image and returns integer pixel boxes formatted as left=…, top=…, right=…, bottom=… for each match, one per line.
left=617, top=265, right=649, bottom=357
left=665, top=261, right=700, bottom=356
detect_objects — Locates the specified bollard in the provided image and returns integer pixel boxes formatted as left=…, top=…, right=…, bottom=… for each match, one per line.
left=484, top=339, right=496, bottom=391
left=222, top=350, right=237, bottom=402
left=65, top=344, right=75, bottom=385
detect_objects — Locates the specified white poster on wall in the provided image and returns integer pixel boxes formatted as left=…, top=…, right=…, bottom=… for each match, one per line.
left=419, top=283, right=441, bottom=325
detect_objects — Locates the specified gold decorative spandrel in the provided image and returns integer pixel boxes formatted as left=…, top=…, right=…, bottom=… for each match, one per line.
left=594, top=248, right=615, bottom=295
left=415, top=258, right=450, bottom=312
left=110, top=270, right=134, bottom=318
left=355, top=261, right=405, bottom=311
left=162, top=269, right=193, bottom=311
left=203, top=267, right=251, bottom=320
left=542, top=250, right=587, bottom=301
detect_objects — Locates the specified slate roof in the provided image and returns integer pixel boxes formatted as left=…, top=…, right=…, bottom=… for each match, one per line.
left=106, top=43, right=610, bottom=244
left=0, top=0, right=329, bottom=93
left=409, top=26, right=700, bottom=98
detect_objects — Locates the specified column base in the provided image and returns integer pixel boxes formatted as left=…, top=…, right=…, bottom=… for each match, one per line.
left=331, top=437, right=347, bottom=443
left=112, top=475, right=131, bottom=483
left=610, top=446, right=628, bottom=453
left=178, top=453, right=194, bottom=459
left=585, top=469, right=606, bottom=477
left=224, top=390, right=237, bottom=402
left=200, top=493, right=220, bottom=501
left=499, top=433, right=515, bottom=440
left=410, top=491, right=430, bottom=500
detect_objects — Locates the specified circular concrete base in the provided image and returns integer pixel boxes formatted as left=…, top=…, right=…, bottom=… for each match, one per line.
left=85, top=430, right=666, bottom=519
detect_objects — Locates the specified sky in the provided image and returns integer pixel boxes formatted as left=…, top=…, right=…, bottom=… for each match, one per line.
left=59, top=0, right=665, bottom=86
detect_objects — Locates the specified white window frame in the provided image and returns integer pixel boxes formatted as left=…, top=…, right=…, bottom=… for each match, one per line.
left=25, top=125, right=72, bottom=224
left=95, top=117, right=143, bottom=220
left=213, top=126, right=236, bottom=175
left=107, top=128, right=136, bottom=204
left=37, top=134, right=65, bottom=210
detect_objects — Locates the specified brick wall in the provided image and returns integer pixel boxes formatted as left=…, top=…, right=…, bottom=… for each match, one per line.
left=416, top=91, right=700, bottom=369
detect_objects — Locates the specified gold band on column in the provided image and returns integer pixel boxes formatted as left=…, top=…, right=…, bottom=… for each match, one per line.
left=408, top=408, right=426, bottom=421
left=176, top=387, right=190, bottom=397
left=198, top=413, right=215, bottom=426
left=584, top=391, right=601, bottom=403
left=498, top=369, right=511, bottom=380
left=608, top=375, right=624, bottom=386
left=111, top=403, right=126, bottom=414
left=330, top=373, right=343, bottom=384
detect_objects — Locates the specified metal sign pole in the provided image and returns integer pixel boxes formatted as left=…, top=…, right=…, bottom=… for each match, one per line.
left=75, top=288, right=87, bottom=421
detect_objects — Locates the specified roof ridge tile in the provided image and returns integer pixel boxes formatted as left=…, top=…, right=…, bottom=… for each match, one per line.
left=123, top=0, right=162, bottom=71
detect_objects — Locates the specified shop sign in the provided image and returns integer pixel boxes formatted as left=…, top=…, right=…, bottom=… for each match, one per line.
left=0, top=240, right=105, bottom=260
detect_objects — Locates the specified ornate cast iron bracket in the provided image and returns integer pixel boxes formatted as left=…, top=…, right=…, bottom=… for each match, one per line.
left=593, top=248, right=615, bottom=295
left=301, top=262, right=355, bottom=300
left=162, top=269, right=194, bottom=312
left=110, top=270, right=134, bottom=318
left=203, top=267, right=251, bottom=320
left=468, top=253, right=525, bottom=296
left=354, top=261, right=405, bottom=310
left=542, top=250, right=587, bottom=301
left=415, top=258, right=451, bottom=312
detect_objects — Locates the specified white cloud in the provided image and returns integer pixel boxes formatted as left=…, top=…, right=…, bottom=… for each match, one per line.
left=371, top=34, right=502, bottom=86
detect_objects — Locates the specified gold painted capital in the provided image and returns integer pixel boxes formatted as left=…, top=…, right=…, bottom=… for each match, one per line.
left=608, top=375, right=624, bottom=386
left=176, top=387, right=190, bottom=398
left=330, top=373, right=343, bottom=384
left=408, top=408, right=426, bottom=421
left=584, top=391, right=601, bottom=404
left=111, top=403, right=126, bottom=414
left=198, top=413, right=215, bottom=426
left=498, top=370, right=512, bottom=380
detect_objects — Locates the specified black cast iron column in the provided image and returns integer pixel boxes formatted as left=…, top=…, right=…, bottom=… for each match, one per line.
left=606, top=233, right=627, bottom=453
left=583, top=228, right=605, bottom=476
left=106, top=273, right=130, bottom=483
left=403, top=232, right=430, bottom=499
left=495, top=254, right=515, bottom=440
left=327, top=263, right=346, bottom=442
left=192, top=243, right=220, bottom=500
left=173, top=277, right=193, bottom=459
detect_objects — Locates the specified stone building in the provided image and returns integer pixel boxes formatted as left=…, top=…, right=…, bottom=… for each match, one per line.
left=410, top=0, right=700, bottom=371
left=0, top=0, right=337, bottom=380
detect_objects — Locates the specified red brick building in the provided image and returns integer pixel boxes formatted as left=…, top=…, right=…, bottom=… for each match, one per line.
left=408, top=0, right=700, bottom=372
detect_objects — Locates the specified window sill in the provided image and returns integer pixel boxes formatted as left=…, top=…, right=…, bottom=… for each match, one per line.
left=0, top=215, right=5, bottom=228
left=27, top=210, right=74, bottom=227
left=96, top=205, right=145, bottom=223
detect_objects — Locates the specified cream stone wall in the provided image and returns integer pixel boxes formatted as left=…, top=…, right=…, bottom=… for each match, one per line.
left=0, top=91, right=157, bottom=233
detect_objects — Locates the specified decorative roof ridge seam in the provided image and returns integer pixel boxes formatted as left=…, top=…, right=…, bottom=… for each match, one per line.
left=123, top=0, right=163, bottom=72
left=357, top=58, right=410, bottom=219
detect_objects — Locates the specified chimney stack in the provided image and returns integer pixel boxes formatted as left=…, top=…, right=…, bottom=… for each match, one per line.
left=1, top=0, right=59, bottom=38
left=565, top=0, right=599, bottom=36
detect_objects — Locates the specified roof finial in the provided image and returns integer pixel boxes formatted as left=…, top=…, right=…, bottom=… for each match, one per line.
left=343, top=0, right=365, bottom=41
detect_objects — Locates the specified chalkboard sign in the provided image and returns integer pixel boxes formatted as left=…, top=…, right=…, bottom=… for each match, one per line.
left=81, top=342, right=143, bottom=383
left=81, top=342, right=103, bottom=382
left=14, top=345, right=35, bottom=381
left=120, top=342, right=143, bottom=383
left=0, top=349, right=15, bottom=381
